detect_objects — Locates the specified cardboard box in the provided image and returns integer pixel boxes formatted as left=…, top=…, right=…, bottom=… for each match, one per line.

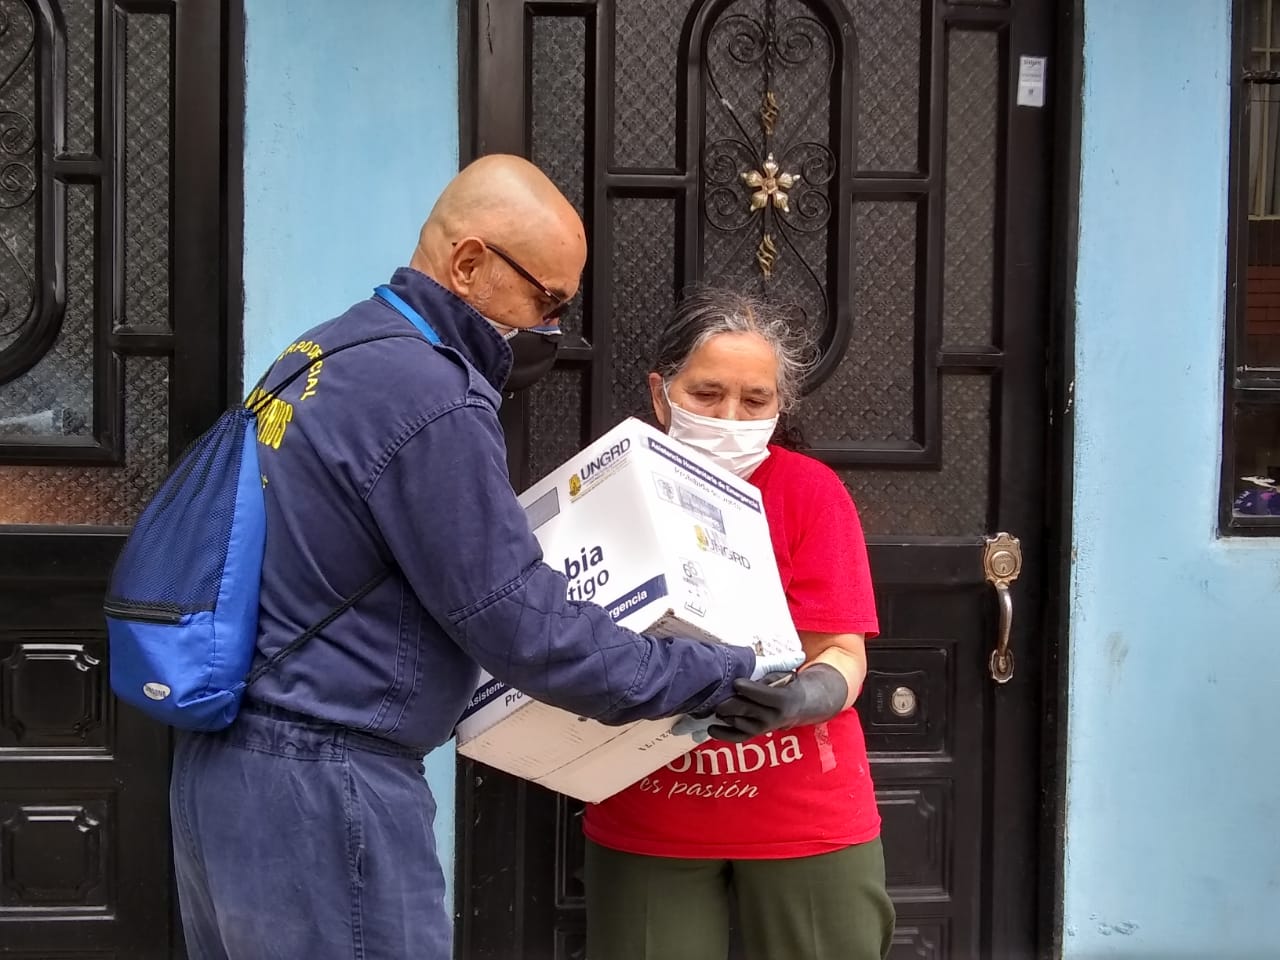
left=456, top=417, right=802, bottom=802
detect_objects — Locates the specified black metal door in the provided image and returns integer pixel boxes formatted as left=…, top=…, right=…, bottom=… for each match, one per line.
left=0, top=1, right=239, bottom=956
left=457, top=0, right=1056, bottom=957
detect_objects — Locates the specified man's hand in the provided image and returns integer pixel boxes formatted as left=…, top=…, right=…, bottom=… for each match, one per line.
left=707, top=663, right=849, bottom=743
left=750, top=650, right=807, bottom=681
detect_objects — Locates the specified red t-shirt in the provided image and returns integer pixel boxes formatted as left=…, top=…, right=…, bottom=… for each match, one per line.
left=583, top=445, right=881, bottom=859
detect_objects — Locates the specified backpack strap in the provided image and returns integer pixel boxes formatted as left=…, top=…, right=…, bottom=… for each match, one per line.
left=243, top=568, right=392, bottom=687
left=374, top=285, right=442, bottom=344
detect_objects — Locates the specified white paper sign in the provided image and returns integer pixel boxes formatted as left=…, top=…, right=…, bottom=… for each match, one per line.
left=1017, top=55, right=1047, bottom=108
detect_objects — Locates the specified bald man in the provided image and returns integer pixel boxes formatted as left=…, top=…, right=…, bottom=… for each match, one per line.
left=169, top=156, right=792, bottom=960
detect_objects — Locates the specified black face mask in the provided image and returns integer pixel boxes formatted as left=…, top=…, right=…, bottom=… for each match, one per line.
left=503, top=328, right=561, bottom=391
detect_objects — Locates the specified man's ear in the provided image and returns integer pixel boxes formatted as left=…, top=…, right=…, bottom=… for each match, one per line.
left=449, top=237, right=487, bottom=295
left=648, top=372, right=669, bottom=428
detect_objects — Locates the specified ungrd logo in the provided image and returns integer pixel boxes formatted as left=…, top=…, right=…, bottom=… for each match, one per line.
left=143, top=682, right=171, bottom=701
left=575, top=438, right=631, bottom=483
left=694, top=525, right=710, bottom=550
left=567, top=438, right=631, bottom=500
left=693, top=525, right=751, bottom=569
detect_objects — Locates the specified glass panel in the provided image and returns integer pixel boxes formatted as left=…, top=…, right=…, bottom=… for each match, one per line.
left=1230, top=402, right=1280, bottom=518
left=847, top=0, right=920, bottom=172
left=0, top=0, right=38, bottom=359
left=1243, top=1, right=1280, bottom=370
left=841, top=375, right=989, bottom=536
left=1244, top=0, right=1280, bottom=73
left=0, top=186, right=94, bottom=440
left=62, top=0, right=96, bottom=155
left=799, top=201, right=916, bottom=444
left=1245, top=80, right=1280, bottom=219
left=609, top=198, right=676, bottom=427
left=701, top=0, right=834, bottom=345
left=0, top=185, right=170, bottom=525
left=942, top=30, right=997, bottom=347
left=1242, top=259, right=1280, bottom=371
left=531, top=15, right=586, bottom=342
left=0, top=355, right=169, bottom=524
left=121, top=13, right=171, bottom=329
left=612, top=0, right=681, bottom=169
left=528, top=367, right=585, bottom=485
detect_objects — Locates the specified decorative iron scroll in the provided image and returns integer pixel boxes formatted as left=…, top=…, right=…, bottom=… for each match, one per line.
left=702, top=0, right=836, bottom=333
left=0, top=0, right=37, bottom=351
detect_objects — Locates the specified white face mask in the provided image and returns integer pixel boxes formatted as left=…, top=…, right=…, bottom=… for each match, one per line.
left=664, top=390, right=778, bottom=479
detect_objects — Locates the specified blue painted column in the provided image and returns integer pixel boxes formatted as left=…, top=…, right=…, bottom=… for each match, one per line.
left=241, top=0, right=460, bottom=917
left=1065, top=2, right=1280, bottom=956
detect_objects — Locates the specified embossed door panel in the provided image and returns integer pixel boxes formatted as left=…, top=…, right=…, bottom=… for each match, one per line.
left=460, top=0, right=1055, bottom=958
left=0, top=1, right=238, bottom=957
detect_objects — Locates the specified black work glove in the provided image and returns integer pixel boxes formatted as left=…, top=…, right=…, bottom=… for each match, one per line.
left=707, top=663, right=849, bottom=743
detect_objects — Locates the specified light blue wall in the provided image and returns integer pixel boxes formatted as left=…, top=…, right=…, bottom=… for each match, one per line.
left=242, top=0, right=460, bottom=916
left=1065, top=2, right=1280, bottom=957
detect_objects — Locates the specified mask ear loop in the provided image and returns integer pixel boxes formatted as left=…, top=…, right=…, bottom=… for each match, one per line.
left=659, top=379, right=678, bottom=429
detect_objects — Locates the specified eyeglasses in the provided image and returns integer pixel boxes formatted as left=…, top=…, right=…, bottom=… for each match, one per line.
left=481, top=241, right=573, bottom=321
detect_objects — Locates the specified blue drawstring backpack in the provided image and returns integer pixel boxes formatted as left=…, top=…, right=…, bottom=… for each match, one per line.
left=105, top=286, right=438, bottom=731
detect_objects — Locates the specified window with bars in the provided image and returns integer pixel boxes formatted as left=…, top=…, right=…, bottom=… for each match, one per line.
left=1224, top=0, right=1280, bottom=533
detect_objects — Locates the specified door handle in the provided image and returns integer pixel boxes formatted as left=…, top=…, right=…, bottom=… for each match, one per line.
left=984, top=532, right=1023, bottom=684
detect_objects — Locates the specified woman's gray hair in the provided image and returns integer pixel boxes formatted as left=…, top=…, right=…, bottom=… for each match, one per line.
left=651, top=286, right=815, bottom=412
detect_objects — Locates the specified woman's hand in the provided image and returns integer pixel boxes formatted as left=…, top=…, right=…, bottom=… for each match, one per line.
left=673, top=632, right=868, bottom=743
left=705, top=631, right=868, bottom=742
left=799, top=631, right=867, bottom=710
left=707, top=664, right=848, bottom=742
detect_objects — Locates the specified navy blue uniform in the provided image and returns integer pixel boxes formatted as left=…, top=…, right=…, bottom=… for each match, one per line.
left=170, top=269, right=757, bottom=959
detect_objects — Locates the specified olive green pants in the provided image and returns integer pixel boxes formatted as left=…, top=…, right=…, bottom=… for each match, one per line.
left=585, top=838, right=895, bottom=960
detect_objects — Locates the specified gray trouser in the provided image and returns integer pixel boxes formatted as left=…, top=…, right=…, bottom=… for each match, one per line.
left=586, top=838, right=895, bottom=960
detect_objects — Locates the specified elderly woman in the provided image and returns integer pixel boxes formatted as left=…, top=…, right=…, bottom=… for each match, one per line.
left=584, top=287, right=894, bottom=960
